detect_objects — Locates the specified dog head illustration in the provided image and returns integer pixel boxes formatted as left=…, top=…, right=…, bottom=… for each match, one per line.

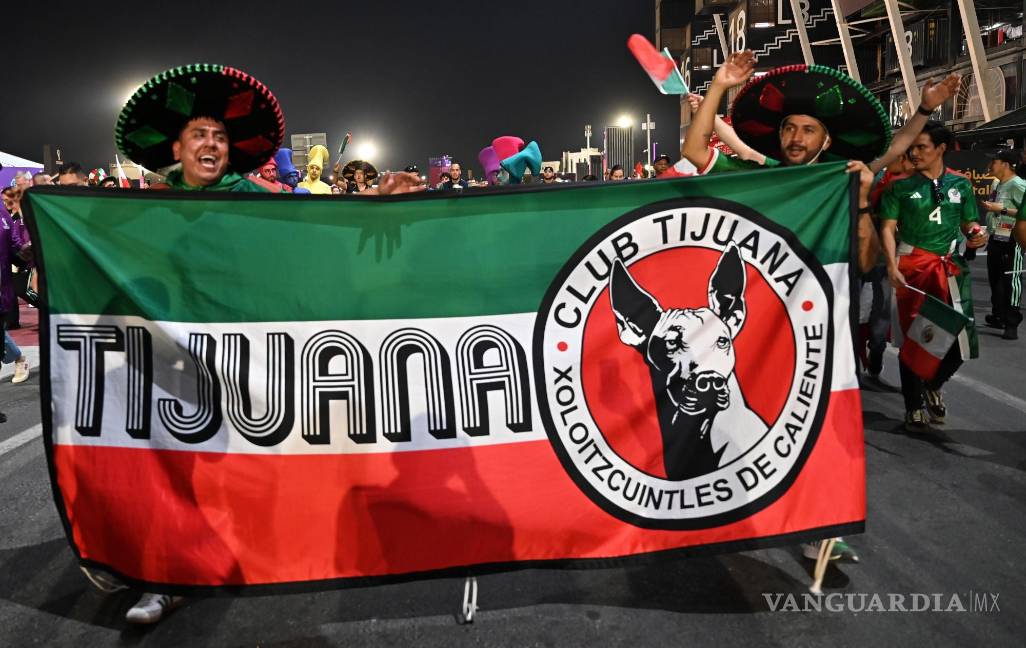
left=609, top=243, right=747, bottom=479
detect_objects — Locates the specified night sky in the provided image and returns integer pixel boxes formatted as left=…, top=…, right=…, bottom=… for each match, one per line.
left=3, top=0, right=680, bottom=176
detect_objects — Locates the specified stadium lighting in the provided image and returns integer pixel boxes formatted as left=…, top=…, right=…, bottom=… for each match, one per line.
left=355, top=141, right=378, bottom=160
left=616, top=114, right=634, bottom=129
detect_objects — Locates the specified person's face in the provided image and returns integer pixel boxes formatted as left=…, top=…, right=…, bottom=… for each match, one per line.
left=101, top=178, right=118, bottom=188
left=543, top=168, right=554, bottom=180
left=610, top=168, right=625, bottom=180
left=331, top=184, right=341, bottom=194
left=354, top=168, right=365, bottom=183
left=908, top=133, right=944, bottom=171
left=308, top=163, right=322, bottom=182
left=259, top=163, right=278, bottom=182
left=335, top=177, right=348, bottom=191
left=58, top=173, right=87, bottom=186
left=653, top=159, right=670, bottom=174
left=32, top=174, right=52, bottom=186
left=172, top=117, right=229, bottom=187
left=15, top=174, right=31, bottom=190
left=1, top=192, right=17, bottom=213
left=449, top=164, right=462, bottom=181
left=779, top=115, right=830, bottom=165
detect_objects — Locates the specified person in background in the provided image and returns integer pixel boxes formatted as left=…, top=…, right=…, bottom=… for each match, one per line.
left=0, top=200, right=31, bottom=393
left=880, top=122, right=988, bottom=432
left=99, top=176, right=119, bottom=188
left=540, top=166, right=558, bottom=185
left=57, top=163, right=89, bottom=186
left=608, top=165, right=626, bottom=181
left=440, top=162, right=469, bottom=190
left=31, top=172, right=52, bottom=186
left=980, top=149, right=1025, bottom=340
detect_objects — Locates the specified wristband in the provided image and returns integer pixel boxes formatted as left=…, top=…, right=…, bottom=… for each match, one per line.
left=858, top=206, right=872, bottom=215
left=1001, top=208, right=1008, bottom=215
left=917, top=104, right=934, bottom=116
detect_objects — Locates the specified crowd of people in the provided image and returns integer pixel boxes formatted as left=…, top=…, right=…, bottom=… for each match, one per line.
left=1, top=54, right=1025, bottom=624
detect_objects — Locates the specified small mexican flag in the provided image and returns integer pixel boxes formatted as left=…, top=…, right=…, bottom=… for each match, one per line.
left=628, top=34, right=688, bottom=95
left=899, top=293, right=970, bottom=380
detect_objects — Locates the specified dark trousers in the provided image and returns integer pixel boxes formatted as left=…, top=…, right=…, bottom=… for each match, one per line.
left=861, top=266, right=891, bottom=374
left=3, top=269, right=32, bottom=328
left=898, top=344, right=963, bottom=411
left=986, top=239, right=1023, bottom=329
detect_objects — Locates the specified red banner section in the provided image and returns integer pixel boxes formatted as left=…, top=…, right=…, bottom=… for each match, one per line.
left=55, top=389, right=864, bottom=588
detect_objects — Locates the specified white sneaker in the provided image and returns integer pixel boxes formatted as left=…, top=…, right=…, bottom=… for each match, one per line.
left=11, top=358, right=29, bottom=384
left=125, top=592, right=184, bottom=624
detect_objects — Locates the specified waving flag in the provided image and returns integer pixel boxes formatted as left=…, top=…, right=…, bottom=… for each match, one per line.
left=26, top=164, right=863, bottom=593
left=628, top=34, right=688, bottom=95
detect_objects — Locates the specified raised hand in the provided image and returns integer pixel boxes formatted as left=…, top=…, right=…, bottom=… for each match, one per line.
left=713, top=50, right=756, bottom=89
left=372, top=172, right=426, bottom=196
left=920, top=73, right=960, bottom=111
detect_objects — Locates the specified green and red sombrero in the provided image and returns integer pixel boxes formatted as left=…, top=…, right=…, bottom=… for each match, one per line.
left=730, top=64, right=891, bottom=163
left=115, top=63, right=285, bottom=173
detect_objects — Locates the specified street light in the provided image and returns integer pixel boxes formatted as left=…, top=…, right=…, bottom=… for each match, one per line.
left=616, top=114, right=634, bottom=129
left=355, top=141, right=378, bottom=161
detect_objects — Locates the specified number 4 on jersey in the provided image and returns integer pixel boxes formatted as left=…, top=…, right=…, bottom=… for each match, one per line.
left=928, top=206, right=942, bottom=224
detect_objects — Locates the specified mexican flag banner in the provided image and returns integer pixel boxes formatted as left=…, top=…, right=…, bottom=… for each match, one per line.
left=26, top=162, right=864, bottom=593
left=898, top=292, right=970, bottom=380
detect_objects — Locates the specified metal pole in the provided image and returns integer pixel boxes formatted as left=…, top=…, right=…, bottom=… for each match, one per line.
left=955, top=0, right=995, bottom=122
left=713, top=13, right=730, bottom=59
left=830, top=0, right=861, bottom=81
left=790, top=0, right=816, bottom=65
left=883, top=0, right=920, bottom=117
left=645, top=113, right=653, bottom=166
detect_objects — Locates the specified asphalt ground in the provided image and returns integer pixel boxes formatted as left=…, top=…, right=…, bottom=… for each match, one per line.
left=0, top=264, right=1023, bottom=647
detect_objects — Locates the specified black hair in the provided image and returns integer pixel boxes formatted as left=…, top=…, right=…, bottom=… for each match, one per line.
left=609, top=164, right=624, bottom=173
left=922, top=120, right=954, bottom=150
left=654, top=155, right=671, bottom=164
left=59, top=163, right=88, bottom=179
left=582, top=174, right=598, bottom=181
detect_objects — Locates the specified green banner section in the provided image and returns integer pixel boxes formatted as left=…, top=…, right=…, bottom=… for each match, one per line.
left=27, top=162, right=852, bottom=323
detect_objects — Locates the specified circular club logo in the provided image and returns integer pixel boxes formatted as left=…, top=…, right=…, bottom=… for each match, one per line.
left=534, top=198, right=835, bottom=530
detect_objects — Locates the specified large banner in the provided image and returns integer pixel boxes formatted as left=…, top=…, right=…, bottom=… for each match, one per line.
left=27, top=164, right=865, bottom=593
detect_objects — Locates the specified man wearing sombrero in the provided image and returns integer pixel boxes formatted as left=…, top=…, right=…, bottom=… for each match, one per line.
left=116, top=64, right=287, bottom=192
left=682, top=51, right=958, bottom=273
left=100, top=63, right=425, bottom=625
left=680, top=52, right=959, bottom=565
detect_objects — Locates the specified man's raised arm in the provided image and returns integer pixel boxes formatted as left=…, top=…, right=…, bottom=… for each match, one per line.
left=682, top=51, right=756, bottom=170
left=869, top=74, right=959, bottom=174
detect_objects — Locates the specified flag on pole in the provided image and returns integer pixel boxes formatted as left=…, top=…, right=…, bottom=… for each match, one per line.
left=628, top=34, right=688, bottom=95
left=25, top=162, right=864, bottom=593
left=898, top=292, right=970, bottom=380
left=114, top=154, right=131, bottom=188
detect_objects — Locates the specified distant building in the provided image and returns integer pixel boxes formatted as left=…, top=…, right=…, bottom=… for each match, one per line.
left=561, top=148, right=603, bottom=180
left=290, top=133, right=328, bottom=170
left=604, top=127, right=634, bottom=175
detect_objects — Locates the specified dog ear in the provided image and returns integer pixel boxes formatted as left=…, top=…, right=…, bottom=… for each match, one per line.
left=610, top=259, right=662, bottom=348
left=708, top=243, right=747, bottom=338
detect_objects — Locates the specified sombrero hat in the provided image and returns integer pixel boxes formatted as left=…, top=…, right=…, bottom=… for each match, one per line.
left=115, top=63, right=285, bottom=173
left=730, top=64, right=890, bottom=163
left=341, top=160, right=378, bottom=182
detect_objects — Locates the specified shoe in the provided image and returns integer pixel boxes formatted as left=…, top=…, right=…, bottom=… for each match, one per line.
left=923, top=389, right=946, bottom=423
left=904, top=408, right=932, bottom=433
left=80, top=566, right=128, bottom=593
left=125, top=593, right=184, bottom=624
left=1002, top=326, right=1018, bottom=340
left=12, top=358, right=29, bottom=384
left=985, top=314, right=1005, bottom=329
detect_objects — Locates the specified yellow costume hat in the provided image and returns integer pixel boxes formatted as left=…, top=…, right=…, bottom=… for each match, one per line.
left=307, top=145, right=329, bottom=170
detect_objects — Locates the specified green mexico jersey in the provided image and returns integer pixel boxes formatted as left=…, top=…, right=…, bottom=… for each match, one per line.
left=880, top=172, right=978, bottom=255
left=699, top=147, right=781, bottom=174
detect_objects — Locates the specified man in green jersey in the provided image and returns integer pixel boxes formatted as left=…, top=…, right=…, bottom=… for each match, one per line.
left=980, top=149, right=1025, bottom=339
left=880, top=122, right=989, bottom=432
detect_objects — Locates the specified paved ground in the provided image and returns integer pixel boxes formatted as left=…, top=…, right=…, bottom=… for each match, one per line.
left=0, top=267, right=1023, bottom=647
